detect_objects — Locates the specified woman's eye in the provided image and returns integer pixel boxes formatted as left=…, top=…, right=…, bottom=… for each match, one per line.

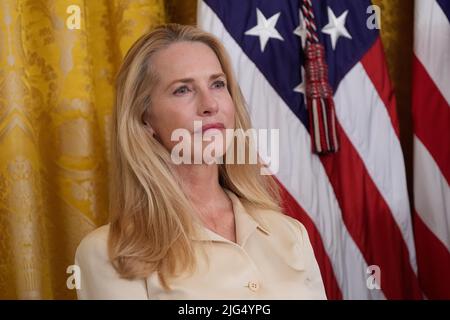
left=173, top=86, right=191, bottom=95
left=212, top=80, right=226, bottom=89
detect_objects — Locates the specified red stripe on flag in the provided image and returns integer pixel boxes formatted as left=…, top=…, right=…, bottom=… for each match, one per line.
left=278, top=183, right=343, bottom=300
left=361, top=37, right=401, bottom=138
left=412, top=55, right=450, bottom=184
left=321, top=123, right=422, bottom=299
left=413, top=210, right=450, bottom=299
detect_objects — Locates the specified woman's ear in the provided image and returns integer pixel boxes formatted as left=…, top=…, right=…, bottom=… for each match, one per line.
left=142, top=110, right=156, bottom=137
left=143, top=121, right=156, bottom=136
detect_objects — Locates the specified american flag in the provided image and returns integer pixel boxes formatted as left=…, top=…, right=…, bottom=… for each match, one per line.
left=412, top=0, right=450, bottom=300
left=198, top=0, right=424, bottom=299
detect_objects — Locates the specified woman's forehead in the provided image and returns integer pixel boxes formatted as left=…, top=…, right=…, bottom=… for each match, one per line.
left=152, top=41, right=224, bottom=79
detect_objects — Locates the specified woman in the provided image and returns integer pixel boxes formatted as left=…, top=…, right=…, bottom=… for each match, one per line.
left=75, top=23, right=326, bottom=300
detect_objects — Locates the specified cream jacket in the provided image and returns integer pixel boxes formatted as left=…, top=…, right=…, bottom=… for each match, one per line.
left=75, top=190, right=327, bottom=299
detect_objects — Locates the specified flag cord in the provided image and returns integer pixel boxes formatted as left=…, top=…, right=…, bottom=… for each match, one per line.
left=301, top=0, right=339, bottom=154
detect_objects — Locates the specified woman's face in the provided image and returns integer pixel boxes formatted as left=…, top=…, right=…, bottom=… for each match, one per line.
left=146, top=41, right=236, bottom=163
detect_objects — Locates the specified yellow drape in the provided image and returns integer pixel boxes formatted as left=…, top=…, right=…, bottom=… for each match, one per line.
left=0, top=0, right=413, bottom=299
left=0, top=0, right=166, bottom=299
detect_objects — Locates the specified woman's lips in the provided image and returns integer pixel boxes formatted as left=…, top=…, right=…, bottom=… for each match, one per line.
left=201, top=122, right=225, bottom=133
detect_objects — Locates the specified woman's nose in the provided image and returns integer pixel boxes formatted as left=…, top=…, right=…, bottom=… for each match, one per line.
left=197, top=89, right=219, bottom=116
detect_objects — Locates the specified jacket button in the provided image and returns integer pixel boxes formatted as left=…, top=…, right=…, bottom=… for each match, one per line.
left=248, top=281, right=260, bottom=292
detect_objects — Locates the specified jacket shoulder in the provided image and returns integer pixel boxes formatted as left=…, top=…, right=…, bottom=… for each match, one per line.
left=75, top=224, right=110, bottom=267
left=74, top=224, right=149, bottom=299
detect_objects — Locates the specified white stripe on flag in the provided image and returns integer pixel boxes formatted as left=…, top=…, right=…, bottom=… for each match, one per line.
left=333, top=63, right=417, bottom=273
left=198, top=0, right=386, bottom=299
left=414, top=0, right=450, bottom=105
left=414, top=136, right=450, bottom=251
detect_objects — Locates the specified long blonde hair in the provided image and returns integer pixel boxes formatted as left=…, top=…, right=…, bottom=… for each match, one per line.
left=109, top=23, right=281, bottom=290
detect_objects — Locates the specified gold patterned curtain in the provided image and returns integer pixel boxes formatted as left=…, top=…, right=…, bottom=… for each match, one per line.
left=0, top=0, right=413, bottom=299
left=0, top=0, right=166, bottom=299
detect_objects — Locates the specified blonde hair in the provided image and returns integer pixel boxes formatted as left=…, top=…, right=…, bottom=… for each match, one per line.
left=109, top=23, right=281, bottom=290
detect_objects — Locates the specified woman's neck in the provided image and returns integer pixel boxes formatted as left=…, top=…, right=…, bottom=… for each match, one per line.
left=174, top=164, right=231, bottom=217
left=175, top=163, right=236, bottom=243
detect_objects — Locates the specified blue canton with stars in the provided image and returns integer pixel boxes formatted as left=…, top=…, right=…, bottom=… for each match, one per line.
left=204, top=0, right=379, bottom=129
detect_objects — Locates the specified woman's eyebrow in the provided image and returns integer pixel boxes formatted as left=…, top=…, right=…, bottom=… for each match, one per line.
left=165, top=73, right=226, bottom=91
left=209, top=72, right=226, bottom=80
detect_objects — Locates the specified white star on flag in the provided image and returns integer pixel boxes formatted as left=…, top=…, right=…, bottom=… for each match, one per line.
left=321, top=7, right=352, bottom=50
left=245, top=8, right=284, bottom=52
left=293, top=9, right=308, bottom=49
